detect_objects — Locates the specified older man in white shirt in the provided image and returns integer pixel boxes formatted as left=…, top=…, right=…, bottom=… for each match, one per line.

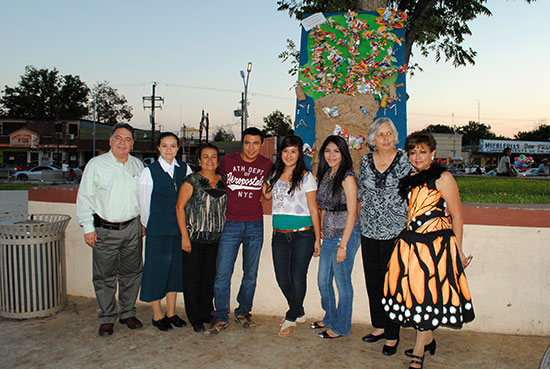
left=77, top=123, right=144, bottom=336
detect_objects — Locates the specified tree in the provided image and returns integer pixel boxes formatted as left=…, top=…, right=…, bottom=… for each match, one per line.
left=426, top=124, right=455, bottom=134
left=0, top=65, right=89, bottom=119
left=262, top=110, right=294, bottom=138
left=88, top=81, right=133, bottom=124
left=213, top=127, right=235, bottom=142
left=457, top=121, right=498, bottom=146
left=277, top=0, right=534, bottom=69
left=514, top=123, right=550, bottom=141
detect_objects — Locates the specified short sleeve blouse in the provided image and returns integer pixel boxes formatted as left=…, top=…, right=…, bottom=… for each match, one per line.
left=272, top=171, right=317, bottom=230
left=316, top=170, right=358, bottom=239
left=358, top=149, right=411, bottom=240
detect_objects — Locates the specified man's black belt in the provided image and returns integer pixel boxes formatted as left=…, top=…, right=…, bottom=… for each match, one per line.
left=94, top=214, right=136, bottom=230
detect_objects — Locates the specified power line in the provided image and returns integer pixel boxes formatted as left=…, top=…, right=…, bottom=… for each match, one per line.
left=408, top=112, right=546, bottom=124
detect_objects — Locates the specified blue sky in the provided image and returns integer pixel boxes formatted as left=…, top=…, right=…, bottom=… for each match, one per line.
left=1, top=0, right=548, bottom=138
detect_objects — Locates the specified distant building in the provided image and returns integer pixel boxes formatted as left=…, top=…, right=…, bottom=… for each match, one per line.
left=431, top=132, right=463, bottom=164
left=0, top=118, right=159, bottom=167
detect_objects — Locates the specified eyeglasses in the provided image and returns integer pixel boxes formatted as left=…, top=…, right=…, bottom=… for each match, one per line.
left=113, top=135, right=133, bottom=143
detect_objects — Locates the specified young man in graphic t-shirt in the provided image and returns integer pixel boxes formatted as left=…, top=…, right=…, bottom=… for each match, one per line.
left=205, top=127, right=272, bottom=335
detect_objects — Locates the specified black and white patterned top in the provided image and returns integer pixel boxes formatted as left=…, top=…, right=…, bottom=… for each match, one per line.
left=316, top=170, right=359, bottom=239
left=358, top=150, right=412, bottom=240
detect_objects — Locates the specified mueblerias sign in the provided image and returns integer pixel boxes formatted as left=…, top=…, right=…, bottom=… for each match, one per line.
left=479, top=139, right=550, bottom=154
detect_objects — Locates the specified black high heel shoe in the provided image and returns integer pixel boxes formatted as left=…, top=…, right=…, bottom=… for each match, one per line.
left=309, top=321, right=326, bottom=329
left=382, top=338, right=399, bottom=356
left=405, top=339, right=436, bottom=357
left=318, top=330, right=341, bottom=339
left=408, top=354, right=424, bottom=369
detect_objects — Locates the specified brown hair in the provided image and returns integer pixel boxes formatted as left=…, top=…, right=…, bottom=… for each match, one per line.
left=404, top=130, right=437, bottom=152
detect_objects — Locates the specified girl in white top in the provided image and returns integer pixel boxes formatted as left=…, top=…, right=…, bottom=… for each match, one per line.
left=263, top=135, right=321, bottom=336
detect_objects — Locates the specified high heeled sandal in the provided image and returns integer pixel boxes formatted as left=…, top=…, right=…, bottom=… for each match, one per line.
left=408, top=354, right=424, bottom=369
left=405, top=339, right=436, bottom=357
left=309, top=321, right=326, bottom=329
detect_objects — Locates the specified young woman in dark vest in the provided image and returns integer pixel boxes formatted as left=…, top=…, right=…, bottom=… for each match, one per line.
left=138, top=132, right=192, bottom=331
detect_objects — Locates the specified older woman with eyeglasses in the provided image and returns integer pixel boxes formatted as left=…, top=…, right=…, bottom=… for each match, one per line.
left=358, top=117, right=412, bottom=356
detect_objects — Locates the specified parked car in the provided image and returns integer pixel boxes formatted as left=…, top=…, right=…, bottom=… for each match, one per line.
left=447, top=162, right=465, bottom=174
left=14, top=165, right=61, bottom=181
left=142, top=157, right=155, bottom=166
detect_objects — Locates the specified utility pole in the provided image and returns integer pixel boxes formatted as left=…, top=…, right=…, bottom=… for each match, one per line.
left=241, top=92, right=245, bottom=137
left=92, top=97, right=97, bottom=157
left=205, top=113, right=210, bottom=143
left=143, top=82, right=164, bottom=153
left=199, top=110, right=210, bottom=144
left=452, top=113, right=456, bottom=158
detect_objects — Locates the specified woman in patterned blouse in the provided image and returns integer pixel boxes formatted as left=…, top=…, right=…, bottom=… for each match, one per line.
left=176, top=143, right=226, bottom=333
left=311, top=135, right=360, bottom=339
left=358, top=117, right=412, bottom=355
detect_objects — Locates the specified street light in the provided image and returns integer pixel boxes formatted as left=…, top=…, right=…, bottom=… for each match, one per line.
left=240, top=62, right=252, bottom=134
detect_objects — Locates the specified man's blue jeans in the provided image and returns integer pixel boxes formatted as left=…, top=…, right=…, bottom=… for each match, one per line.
left=318, top=227, right=360, bottom=336
left=271, top=228, right=315, bottom=322
left=212, top=220, right=264, bottom=322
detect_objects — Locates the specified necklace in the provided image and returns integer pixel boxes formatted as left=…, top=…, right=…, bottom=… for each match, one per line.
left=376, top=151, right=394, bottom=166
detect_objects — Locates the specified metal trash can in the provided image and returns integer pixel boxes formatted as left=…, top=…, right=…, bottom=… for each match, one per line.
left=0, top=214, right=71, bottom=319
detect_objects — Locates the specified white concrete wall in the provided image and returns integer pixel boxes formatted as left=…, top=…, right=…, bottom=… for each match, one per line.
left=28, top=201, right=550, bottom=336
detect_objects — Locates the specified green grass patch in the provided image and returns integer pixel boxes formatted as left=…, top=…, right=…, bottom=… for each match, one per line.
left=0, top=182, right=58, bottom=191
left=455, top=176, right=549, bottom=204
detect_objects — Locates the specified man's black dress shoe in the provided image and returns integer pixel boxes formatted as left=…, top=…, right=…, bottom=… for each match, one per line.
left=382, top=338, right=400, bottom=356
left=362, top=333, right=384, bottom=343
left=99, top=323, right=114, bottom=336
left=192, top=322, right=205, bottom=333
left=166, top=314, right=187, bottom=327
left=152, top=316, right=173, bottom=331
left=318, top=330, right=342, bottom=339
left=119, top=316, right=143, bottom=329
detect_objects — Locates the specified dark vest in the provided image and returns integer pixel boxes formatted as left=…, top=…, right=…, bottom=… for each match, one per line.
left=146, top=159, right=187, bottom=235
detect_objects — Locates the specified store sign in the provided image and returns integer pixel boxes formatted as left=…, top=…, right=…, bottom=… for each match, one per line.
left=479, top=139, right=550, bottom=154
left=10, top=132, right=39, bottom=148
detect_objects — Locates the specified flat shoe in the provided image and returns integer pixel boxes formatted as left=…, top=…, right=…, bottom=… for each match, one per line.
left=152, top=316, right=173, bottom=331
left=279, top=315, right=306, bottom=327
left=192, top=322, right=205, bottom=333
left=318, top=330, right=341, bottom=339
left=278, top=320, right=296, bottom=337
left=362, top=333, right=384, bottom=343
left=309, top=321, right=326, bottom=329
left=166, top=314, right=187, bottom=328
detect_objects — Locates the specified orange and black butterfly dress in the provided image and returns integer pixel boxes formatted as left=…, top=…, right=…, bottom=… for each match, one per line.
left=383, top=164, right=474, bottom=331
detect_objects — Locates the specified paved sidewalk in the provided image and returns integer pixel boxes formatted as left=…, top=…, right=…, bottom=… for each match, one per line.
left=0, top=296, right=548, bottom=369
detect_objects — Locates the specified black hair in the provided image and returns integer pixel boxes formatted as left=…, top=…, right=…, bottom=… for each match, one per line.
left=316, top=135, right=353, bottom=209
left=110, top=122, right=136, bottom=140
left=404, top=130, right=437, bottom=153
left=198, top=143, right=219, bottom=158
left=267, top=135, right=307, bottom=195
left=503, top=147, right=511, bottom=155
left=242, top=127, right=264, bottom=143
left=157, top=132, right=180, bottom=147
